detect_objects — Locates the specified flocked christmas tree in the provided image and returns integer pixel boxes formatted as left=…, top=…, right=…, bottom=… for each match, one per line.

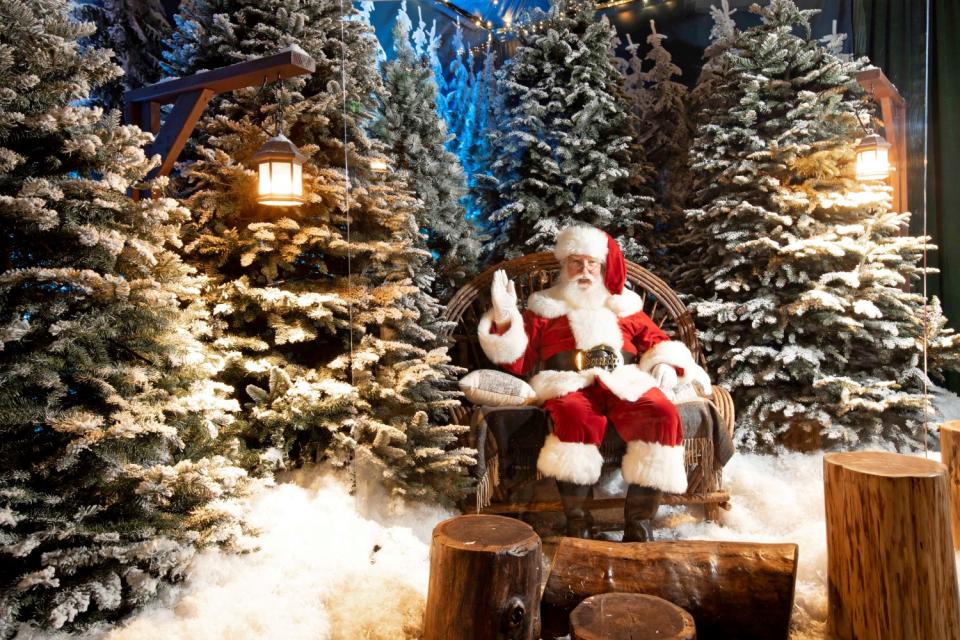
left=633, top=20, right=694, bottom=275
left=374, top=1, right=481, bottom=299
left=163, top=0, right=473, bottom=501
left=677, top=0, right=960, bottom=450
left=74, top=0, right=173, bottom=111
left=491, top=0, right=655, bottom=261
left=465, top=45, right=505, bottom=262
left=0, top=0, right=245, bottom=632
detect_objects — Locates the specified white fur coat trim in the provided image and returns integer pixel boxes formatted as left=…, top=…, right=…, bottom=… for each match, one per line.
left=622, top=440, right=688, bottom=494
left=529, top=365, right=657, bottom=403
left=528, top=287, right=644, bottom=319
left=478, top=308, right=528, bottom=365
left=638, top=340, right=713, bottom=395
left=566, top=308, right=623, bottom=350
left=536, top=434, right=604, bottom=484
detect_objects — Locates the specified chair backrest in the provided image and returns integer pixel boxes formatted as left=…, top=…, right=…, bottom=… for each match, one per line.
left=441, top=252, right=703, bottom=372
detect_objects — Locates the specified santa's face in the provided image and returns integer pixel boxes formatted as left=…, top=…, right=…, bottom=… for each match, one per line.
left=563, top=254, right=603, bottom=289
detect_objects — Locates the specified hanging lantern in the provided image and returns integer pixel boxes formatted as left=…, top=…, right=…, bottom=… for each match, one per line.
left=855, top=132, right=892, bottom=182
left=369, top=158, right=389, bottom=173
left=253, top=133, right=307, bottom=206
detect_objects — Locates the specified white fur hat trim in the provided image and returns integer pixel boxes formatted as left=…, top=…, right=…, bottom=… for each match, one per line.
left=554, top=225, right=609, bottom=263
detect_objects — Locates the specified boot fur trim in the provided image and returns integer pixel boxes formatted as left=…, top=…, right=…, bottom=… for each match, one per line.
left=537, top=434, right=603, bottom=485
left=622, top=440, right=687, bottom=494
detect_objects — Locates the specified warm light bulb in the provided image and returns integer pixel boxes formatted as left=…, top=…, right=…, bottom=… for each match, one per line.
left=855, top=133, right=892, bottom=182
left=252, top=134, right=307, bottom=206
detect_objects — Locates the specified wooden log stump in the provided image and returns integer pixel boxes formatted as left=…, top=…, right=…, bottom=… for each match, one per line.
left=423, top=514, right=541, bottom=640
left=942, top=421, right=960, bottom=550
left=824, top=451, right=960, bottom=640
left=542, top=538, right=798, bottom=640
left=570, top=593, right=696, bottom=640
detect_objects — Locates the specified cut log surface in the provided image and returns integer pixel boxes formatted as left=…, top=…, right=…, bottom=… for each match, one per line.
left=824, top=451, right=960, bottom=640
left=423, top=514, right=541, bottom=640
left=570, top=593, right=696, bottom=640
left=942, top=421, right=960, bottom=550
left=542, top=538, right=797, bottom=640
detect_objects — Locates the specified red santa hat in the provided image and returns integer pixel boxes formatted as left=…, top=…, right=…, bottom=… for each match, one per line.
left=553, top=225, right=627, bottom=295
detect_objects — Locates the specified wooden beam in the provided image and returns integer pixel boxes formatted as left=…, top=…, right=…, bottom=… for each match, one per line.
left=543, top=538, right=799, bottom=640
left=124, top=47, right=315, bottom=105
left=123, top=48, right=316, bottom=193
left=148, top=88, right=214, bottom=179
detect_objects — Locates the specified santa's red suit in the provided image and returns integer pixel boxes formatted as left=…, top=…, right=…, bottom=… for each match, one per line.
left=477, top=226, right=711, bottom=495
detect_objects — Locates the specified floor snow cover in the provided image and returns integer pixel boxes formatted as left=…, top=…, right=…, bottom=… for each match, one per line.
left=19, top=385, right=960, bottom=640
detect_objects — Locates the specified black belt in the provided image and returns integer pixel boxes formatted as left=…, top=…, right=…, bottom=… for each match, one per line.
left=542, top=346, right=636, bottom=373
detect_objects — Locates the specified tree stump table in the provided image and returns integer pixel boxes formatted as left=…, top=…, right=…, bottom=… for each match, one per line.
left=941, top=421, right=960, bottom=549
left=824, top=451, right=960, bottom=640
left=423, top=514, right=541, bottom=640
left=570, top=593, right=696, bottom=640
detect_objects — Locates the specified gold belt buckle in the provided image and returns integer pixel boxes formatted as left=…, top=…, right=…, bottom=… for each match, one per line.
left=573, top=345, right=624, bottom=372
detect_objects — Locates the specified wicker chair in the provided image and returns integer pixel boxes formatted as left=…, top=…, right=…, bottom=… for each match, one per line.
left=441, top=253, right=735, bottom=521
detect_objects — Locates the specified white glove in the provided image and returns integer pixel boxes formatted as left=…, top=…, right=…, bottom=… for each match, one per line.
left=651, top=363, right=678, bottom=390
left=491, top=269, right=518, bottom=325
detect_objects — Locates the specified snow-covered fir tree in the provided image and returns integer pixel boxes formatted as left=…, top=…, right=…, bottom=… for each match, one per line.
left=410, top=5, right=449, bottom=127
left=634, top=20, right=694, bottom=275
left=374, top=1, right=481, bottom=299
left=616, top=32, right=645, bottom=116
left=465, top=45, right=505, bottom=261
left=688, top=0, right=737, bottom=116
left=677, top=0, right=960, bottom=450
left=75, top=0, right=173, bottom=111
left=163, top=0, right=474, bottom=501
left=490, top=0, right=654, bottom=261
left=444, top=19, right=475, bottom=161
left=0, top=1, right=245, bottom=633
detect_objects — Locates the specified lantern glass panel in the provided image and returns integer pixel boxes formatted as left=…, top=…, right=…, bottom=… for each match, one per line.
left=856, top=146, right=890, bottom=181
left=293, top=162, right=303, bottom=196
left=271, top=161, right=293, bottom=196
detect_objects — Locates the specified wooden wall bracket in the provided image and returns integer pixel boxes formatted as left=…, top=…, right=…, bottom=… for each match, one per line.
left=123, top=47, right=316, bottom=195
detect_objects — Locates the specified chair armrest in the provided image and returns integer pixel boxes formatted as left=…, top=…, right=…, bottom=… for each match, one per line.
left=708, top=385, right=736, bottom=443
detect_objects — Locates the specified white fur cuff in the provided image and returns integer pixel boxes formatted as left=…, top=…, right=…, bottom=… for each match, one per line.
left=639, top=341, right=712, bottom=395
left=478, top=308, right=527, bottom=365
left=638, top=340, right=697, bottom=371
left=622, top=440, right=687, bottom=494
left=537, top=434, right=604, bottom=485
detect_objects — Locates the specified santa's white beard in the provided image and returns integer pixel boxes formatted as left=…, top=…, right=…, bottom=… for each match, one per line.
left=558, top=272, right=610, bottom=310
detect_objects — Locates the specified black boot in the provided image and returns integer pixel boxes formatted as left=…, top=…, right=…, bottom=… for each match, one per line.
left=623, top=485, right=662, bottom=542
left=557, top=481, right=593, bottom=539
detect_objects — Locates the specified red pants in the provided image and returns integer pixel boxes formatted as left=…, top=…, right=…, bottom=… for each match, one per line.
left=543, top=381, right=682, bottom=446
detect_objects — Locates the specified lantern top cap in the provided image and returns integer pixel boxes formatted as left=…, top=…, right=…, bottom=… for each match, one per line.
left=856, top=132, right=891, bottom=150
left=252, top=133, right=307, bottom=164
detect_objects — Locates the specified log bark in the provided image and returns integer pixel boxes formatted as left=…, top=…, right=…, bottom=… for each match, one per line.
left=423, top=514, right=541, bottom=640
left=942, top=421, right=960, bottom=550
left=542, top=538, right=797, bottom=640
left=824, top=451, right=960, bottom=640
left=570, top=593, right=696, bottom=640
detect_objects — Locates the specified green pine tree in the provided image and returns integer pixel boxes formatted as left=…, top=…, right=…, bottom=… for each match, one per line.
left=0, top=0, right=245, bottom=633
left=373, top=1, right=481, bottom=300
left=75, top=0, right=173, bottom=111
left=163, top=0, right=474, bottom=501
left=678, top=0, right=960, bottom=450
left=634, top=20, right=694, bottom=276
left=491, top=0, right=655, bottom=261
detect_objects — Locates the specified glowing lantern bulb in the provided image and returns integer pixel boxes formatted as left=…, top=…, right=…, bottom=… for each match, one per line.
left=252, top=134, right=307, bottom=207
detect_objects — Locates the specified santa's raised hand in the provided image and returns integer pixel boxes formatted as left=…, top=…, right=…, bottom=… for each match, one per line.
left=490, top=269, right=518, bottom=325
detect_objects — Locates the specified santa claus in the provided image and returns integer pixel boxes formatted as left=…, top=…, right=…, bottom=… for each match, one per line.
left=478, top=225, right=712, bottom=541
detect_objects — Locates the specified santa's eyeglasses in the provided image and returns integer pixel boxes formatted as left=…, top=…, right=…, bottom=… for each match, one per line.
left=563, top=256, right=603, bottom=273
